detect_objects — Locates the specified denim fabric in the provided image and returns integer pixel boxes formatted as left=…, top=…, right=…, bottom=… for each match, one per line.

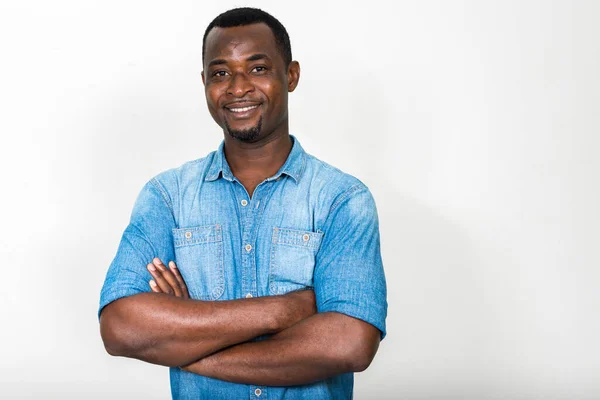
left=99, top=135, right=387, bottom=399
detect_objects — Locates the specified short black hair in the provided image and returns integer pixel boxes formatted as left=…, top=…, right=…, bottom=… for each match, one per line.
left=202, top=7, right=292, bottom=67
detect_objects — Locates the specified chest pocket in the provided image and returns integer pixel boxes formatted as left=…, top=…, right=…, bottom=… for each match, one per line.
left=173, top=224, right=225, bottom=300
left=269, top=227, right=324, bottom=295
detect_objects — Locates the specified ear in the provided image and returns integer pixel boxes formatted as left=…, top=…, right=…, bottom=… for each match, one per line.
left=201, top=71, right=206, bottom=86
left=287, top=61, right=300, bottom=92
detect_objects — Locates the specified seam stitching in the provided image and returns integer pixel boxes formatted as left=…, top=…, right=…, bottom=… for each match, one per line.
left=329, top=184, right=366, bottom=215
left=150, top=178, right=174, bottom=213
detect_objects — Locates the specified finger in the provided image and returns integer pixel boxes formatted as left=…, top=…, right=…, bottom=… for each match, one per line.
left=152, top=258, right=184, bottom=297
left=149, top=280, right=162, bottom=293
left=169, top=261, right=189, bottom=299
left=147, top=261, right=179, bottom=296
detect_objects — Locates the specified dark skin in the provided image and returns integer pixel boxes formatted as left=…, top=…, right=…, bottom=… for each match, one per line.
left=148, top=261, right=380, bottom=385
left=100, top=258, right=317, bottom=367
left=100, top=22, right=381, bottom=385
left=201, top=23, right=299, bottom=197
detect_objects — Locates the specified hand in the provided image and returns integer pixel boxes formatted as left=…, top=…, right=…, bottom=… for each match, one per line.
left=146, top=257, right=189, bottom=298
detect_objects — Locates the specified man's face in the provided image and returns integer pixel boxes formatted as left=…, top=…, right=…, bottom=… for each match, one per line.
left=202, top=23, right=298, bottom=143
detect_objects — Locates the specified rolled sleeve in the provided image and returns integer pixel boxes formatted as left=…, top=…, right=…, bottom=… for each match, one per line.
left=314, top=184, right=388, bottom=339
left=98, top=178, right=176, bottom=319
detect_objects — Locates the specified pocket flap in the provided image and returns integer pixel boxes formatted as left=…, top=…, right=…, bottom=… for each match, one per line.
left=173, top=224, right=222, bottom=247
left=272, top=227, right=324, bottom=250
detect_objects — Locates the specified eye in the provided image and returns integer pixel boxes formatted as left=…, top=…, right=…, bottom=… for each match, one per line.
left=251, top=66, right=267, bottom=73
left=212, top=70, right=229, bottom=77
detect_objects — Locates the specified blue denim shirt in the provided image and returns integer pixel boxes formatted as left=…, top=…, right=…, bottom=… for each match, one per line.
left=99, top=135, right=387, bottom=399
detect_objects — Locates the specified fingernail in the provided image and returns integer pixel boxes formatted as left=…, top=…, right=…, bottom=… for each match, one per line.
left=149, top=280, right=157, bottom=287
left=153, top=258, right=162, bottom=266
left=147, top=263, right=156, bottom=271
left=169, top=261, right=177, bottom=269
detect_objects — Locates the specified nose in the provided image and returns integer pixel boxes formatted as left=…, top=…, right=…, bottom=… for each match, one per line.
left=227, top=72, right=255, bottom=97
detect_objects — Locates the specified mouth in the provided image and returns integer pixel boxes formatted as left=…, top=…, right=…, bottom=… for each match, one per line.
left=224, top=103, right=261, bottom=119
left=227, top=104, right=259, bottom=113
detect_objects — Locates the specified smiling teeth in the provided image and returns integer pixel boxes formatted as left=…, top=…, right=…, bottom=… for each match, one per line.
left=229, top=105, right=259, bottom=113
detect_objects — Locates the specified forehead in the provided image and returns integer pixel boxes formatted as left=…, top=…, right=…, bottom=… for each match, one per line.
left=204, top=23, right=280, bottom=64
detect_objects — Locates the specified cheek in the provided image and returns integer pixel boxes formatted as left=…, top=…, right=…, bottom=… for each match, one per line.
left=260, top=81, right=285, bottom=107
left=205, top=87, right=224, bottom=123
left=205, top=88, right=222, bottom=111
left=205, top=87, right=217, bottom=106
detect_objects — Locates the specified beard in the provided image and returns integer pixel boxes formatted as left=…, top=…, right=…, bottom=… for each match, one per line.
left=224, top=117, right=263, bottom=143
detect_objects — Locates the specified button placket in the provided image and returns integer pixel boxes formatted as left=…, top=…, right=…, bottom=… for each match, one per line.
left=238, top=181, right=267, bottom=300
left=237, top=178, right=275, bottom=303
left=235, top=181, right=254, bottom=299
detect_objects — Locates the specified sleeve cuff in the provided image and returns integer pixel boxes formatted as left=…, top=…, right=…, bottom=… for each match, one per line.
left=98, top=287, right=146, bottom=321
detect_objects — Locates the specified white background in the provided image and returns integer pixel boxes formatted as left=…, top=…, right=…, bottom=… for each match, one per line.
left=0, top=1, right=598, bottom=399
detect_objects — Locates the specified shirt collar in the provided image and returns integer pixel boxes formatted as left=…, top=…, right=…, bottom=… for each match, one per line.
left=205, top=134, right=306, bottom=184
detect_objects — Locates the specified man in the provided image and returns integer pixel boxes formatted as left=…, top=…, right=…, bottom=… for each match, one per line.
left=99, top=7, right=387, bottom=399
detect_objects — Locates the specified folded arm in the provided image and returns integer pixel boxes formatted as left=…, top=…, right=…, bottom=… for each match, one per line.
left=181, top=311, right=381, bottom=386
left=99, top=180, right=317, bottom=368
left=100, top=258, right=316, bottom=367
left=180, top=184, right=389, bottom=385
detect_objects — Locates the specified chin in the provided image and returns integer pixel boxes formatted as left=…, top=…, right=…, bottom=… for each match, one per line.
left=225, top=117, right=263, bottom=143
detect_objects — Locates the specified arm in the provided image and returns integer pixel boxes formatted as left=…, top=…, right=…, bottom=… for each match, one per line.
left=181, top=311, right=380, bottom=386
left=182, top=184, right=388, bottom=385
left=98, top=179, right=316, bottom=367
left=101, top=259, right=316, bottom=367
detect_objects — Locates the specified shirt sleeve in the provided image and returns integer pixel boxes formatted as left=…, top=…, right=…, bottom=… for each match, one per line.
left=98, top=178, right=177, bottom=319
left=314, top=184, right=388, bottom=339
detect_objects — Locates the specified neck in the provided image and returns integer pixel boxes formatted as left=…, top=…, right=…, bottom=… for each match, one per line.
left=223, top=130, right=293, bottom=182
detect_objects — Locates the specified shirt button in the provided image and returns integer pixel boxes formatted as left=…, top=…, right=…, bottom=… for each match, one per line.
left=302, top=233, right=310, bottom=242
left=241, top=199, right=248, bottom=207
left=255, top=388, right=262, bottom=396
left=245, top=244, right=253, bottom=252
left=185, top=231, right=192, bottom=239
left=246, top=293, right=253, bottom=298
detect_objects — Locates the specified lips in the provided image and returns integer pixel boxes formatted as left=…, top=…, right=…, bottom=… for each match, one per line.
left=224, top=101, right=262, bottom=119
left=227, top=104, right=259, bottom=113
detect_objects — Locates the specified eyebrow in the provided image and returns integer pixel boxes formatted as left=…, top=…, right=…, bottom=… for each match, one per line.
left=207, top=53, right=270, bottom=68
left=208, top=59, right=227, bottom=68
left=246, top=53, right=269, bottom=62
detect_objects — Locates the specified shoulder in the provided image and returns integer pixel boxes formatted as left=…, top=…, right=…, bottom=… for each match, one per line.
left=148, top=150, right=216, bottom=192
left=130, top=151, right=217, bottom=215
left=302, top=151, right=372, bottom=212
left=153, top=151, right=216, bottom=185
